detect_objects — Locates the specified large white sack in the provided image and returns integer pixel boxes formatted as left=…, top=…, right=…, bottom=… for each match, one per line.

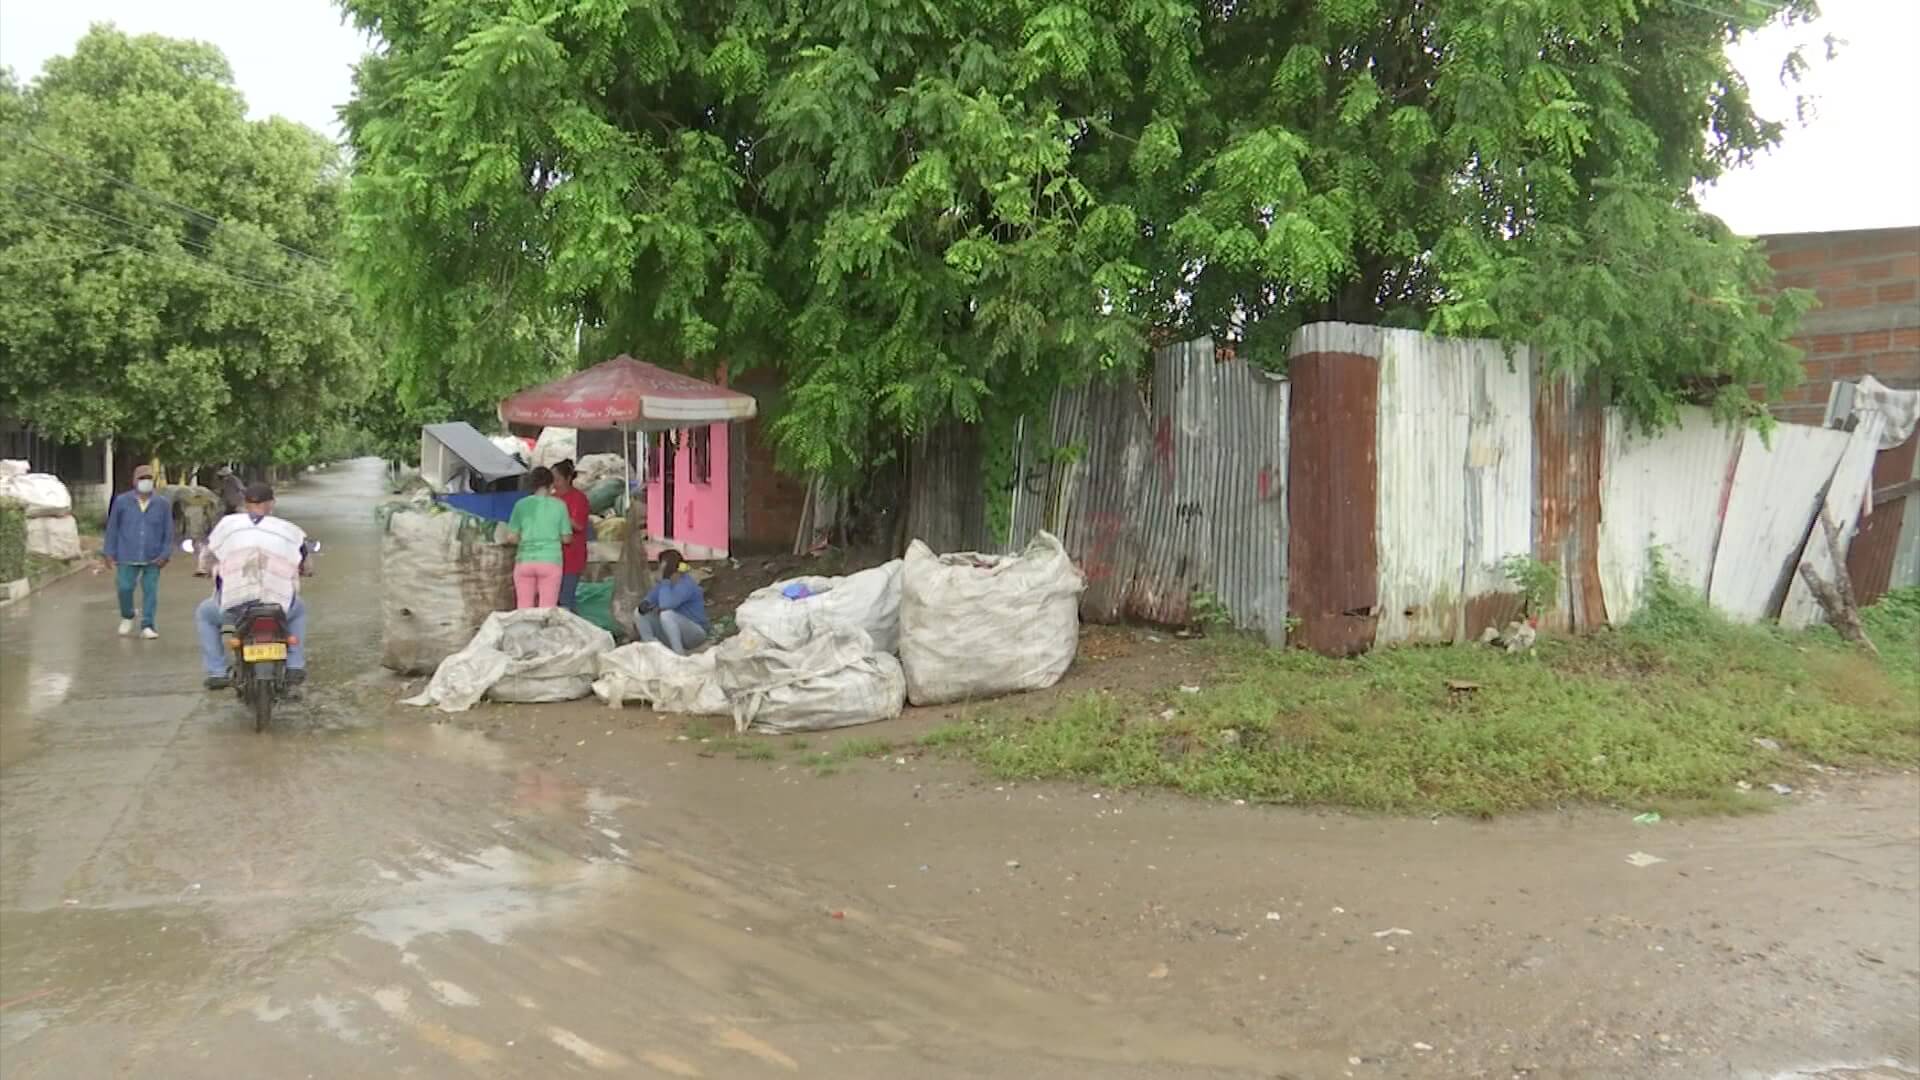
left=0, top=471, right=72, bottom=517
left=734, top=560, right=904, bottom=652
left=25, top=515, right=81, bottom=560
left=713, top=625, right=906, bottom=734
left=532, top=426, right=578, bottom=469
left=381, top=509, right=516, bottom=674
left=405, top=607, right=614, bottom=712
left=899, top=530, right=1085, bottom=705
left=593, top=643, right=728, bottom=714
left=573, top=453, right=626, bottom=488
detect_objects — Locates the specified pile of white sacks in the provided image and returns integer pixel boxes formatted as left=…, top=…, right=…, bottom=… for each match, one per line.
left=407, top=531, right=1087, bottom=735
left=0, top=460, right=80, bottom=562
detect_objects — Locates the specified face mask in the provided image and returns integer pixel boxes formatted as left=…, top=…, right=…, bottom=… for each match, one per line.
left=135, top=479, right=154, bottom=495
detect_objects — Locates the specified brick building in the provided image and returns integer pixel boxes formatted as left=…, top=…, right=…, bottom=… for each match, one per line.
left=1763, top=225, right=1920, bottom=425
left=726, top=367, right=811, bottom=553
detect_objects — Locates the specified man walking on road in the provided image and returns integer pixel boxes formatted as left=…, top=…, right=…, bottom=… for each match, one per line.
left=103, top=464, right=173, bottom=639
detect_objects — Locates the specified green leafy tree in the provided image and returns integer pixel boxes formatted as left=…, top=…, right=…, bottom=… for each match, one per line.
left=341, top=0, right=1819, bottom=480
left=0, top=27, right=376, bottom=466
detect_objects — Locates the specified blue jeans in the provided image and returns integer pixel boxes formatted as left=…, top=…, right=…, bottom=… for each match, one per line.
left=634, top=609, right=707, bottom=655
left=559, top=572, right=581, bottom=612
left=197, top=595, right=307, bottom=676
left=115, top=563, right=161, bottom=628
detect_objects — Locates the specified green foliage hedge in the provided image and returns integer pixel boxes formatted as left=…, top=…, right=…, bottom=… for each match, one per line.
left=0, top=499, right=25, bottom=583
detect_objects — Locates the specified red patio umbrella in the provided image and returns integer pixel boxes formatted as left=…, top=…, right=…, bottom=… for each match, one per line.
left=498, top=356, right=756, bottom=431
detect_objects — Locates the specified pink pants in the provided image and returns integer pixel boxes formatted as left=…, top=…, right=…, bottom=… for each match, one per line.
left=513, top=562, right=563, bottom=609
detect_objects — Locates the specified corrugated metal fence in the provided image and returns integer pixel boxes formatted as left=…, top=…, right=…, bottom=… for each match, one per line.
left=909, top=324, right=1911, bottom=652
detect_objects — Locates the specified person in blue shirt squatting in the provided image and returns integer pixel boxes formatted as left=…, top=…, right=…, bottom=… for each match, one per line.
left=635, top=549, right=709, bottom=655
left=101, top=464, right=173, bottom=639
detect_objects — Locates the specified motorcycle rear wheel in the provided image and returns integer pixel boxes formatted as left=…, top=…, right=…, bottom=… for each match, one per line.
left=250, top=680, right=273, bottom=732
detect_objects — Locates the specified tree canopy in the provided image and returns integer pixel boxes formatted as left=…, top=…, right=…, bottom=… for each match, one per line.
left=342, top=0, right=1819, bottom=478
left=0, top=26, right=374, bottom=465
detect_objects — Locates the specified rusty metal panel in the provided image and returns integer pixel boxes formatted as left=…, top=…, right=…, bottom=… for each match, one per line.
left=1208, top=358, right=1291, bottom=642
left=1459, top=340, right=1535, bottom=640
left=1286, top=329, right=1380, bottom=656
left=1122, top=340, right=1215, bottom=625
left=1369, top=328, right=1532, bottom=644
left=1598, top=408, right=1741, bottom=623
left=1896, top=447, right=1920, bottom=590
left=1846, top=430, right=1920, bottom=604
left=1781, top=414, right=1886, bottom=629
left=1054, top=376, right=1151, bottom=622
left=1534, top=376, right=1607, bottom=631
left=907, top=420, right=992, bottom=555
left=1708, top=423, right=1854, bottom=622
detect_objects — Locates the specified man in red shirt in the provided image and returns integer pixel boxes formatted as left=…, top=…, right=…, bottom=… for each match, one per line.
left=550, top=459, right=593, bottom=612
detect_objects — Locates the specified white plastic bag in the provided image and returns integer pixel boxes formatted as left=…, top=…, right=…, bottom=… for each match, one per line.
left=405, top=607, right=615, bottom=712
left=573, top=453, right=626, bottom=488
left=734, top=560, right=904, bottom=652
left=0, top=471, right=72, bottom=517
left=712, top=625, right=906, bottom=734
left=24, top=516, right=81, bottom=560
left=381, top=509, right=515, bottom=674
left=899, top=531, right=1085, bottom=705
left=593, top=643, right=728, bottom=714
left=532, top=426, right=578, bottom=469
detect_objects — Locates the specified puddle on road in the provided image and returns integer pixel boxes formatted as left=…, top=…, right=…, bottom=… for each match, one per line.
left=1764, top=1064, right=1920, bottom=1080
left=21, top=671, right=72, bottom=713
left=357, top=844, right=627, bottom=952
left=0, top=1008, right=54, bottom=1050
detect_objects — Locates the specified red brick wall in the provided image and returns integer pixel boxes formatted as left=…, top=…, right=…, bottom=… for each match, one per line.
left=1763, top=227, right=1920, bottom=425
left=727, top=368, right=810, bottom=553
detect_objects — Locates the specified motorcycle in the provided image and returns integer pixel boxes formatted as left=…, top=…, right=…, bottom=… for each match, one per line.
left=181, top=538, right=319, bottom=731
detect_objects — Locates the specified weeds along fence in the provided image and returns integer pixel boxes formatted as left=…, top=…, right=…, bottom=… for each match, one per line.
left=907, top=323, right=1916, bottom=655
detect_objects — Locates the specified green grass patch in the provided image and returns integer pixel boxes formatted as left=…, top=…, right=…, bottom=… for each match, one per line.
left=803, top=734, right=896, bottom=775
left=680, top=718, right=779, bottom=761
left=923, top=584, right=1920, bottom=817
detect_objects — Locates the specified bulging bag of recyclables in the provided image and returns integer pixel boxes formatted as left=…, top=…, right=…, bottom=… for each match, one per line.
left=380, top=508, right=515, bottom=674
left=733, top=560, right=904, bottom=653
left=405, top=607, right=614, bottom=712
left=592, top=643, right=729, bottom=715
left=712, top=624, right=906, bottom=734
left=0, top=461, right=73, bottom=518
left=900, top=530, right=1084, bottom=705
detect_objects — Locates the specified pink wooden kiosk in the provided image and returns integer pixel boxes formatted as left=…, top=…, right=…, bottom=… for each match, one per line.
left=499, top=356, right=756, bottom=560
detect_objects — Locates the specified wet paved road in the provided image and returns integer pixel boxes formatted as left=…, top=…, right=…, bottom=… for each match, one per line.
left=0, top=461, right=1270, bottom=1078
left=2, top=459, right=1917, bottom=1079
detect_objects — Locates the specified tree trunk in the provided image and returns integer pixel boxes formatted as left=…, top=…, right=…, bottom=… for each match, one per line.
left=1796, top=510, right=1878, bottom=656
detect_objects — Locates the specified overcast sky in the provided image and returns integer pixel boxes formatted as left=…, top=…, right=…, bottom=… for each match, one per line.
left=2, top=0, right=1914, bottom=237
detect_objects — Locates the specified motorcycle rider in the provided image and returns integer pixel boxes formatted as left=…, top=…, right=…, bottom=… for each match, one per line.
left=196, top=482, right=312, bottom=690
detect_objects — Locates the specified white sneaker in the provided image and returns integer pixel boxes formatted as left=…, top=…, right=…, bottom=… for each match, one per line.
left=118, top=619, right=134, bottom=637
left=141, top=627, right=159, bottom=640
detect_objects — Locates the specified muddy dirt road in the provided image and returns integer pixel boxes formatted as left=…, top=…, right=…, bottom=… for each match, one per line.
left=2, top=459, right=1916, bottom=1079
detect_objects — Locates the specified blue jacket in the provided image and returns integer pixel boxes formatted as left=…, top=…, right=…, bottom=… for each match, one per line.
left=104, top=491, right=174, bottom=564
left=643, top=573, right=708, bottom=630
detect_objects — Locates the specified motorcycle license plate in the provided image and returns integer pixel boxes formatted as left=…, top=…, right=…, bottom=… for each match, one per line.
left=242, top=643, right=288, bottom=662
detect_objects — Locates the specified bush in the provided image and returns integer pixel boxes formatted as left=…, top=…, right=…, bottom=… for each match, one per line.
left=0, top=498, right=25, bottom=583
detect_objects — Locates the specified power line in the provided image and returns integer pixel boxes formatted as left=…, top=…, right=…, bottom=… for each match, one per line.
left=1, top=195, right=351, bottom=305
left=12, top=180, right=223, bottom=260
left=1, top=244, right=125, bottom=265
left=3, top=130, right=337, bottom=269
left=5, top=182, right=348, bottom=300
left=1665, top=0, right=1797, bottom=24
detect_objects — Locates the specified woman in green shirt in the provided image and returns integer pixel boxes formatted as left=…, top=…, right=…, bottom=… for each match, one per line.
left=505, top=466, right=573, bottom=609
